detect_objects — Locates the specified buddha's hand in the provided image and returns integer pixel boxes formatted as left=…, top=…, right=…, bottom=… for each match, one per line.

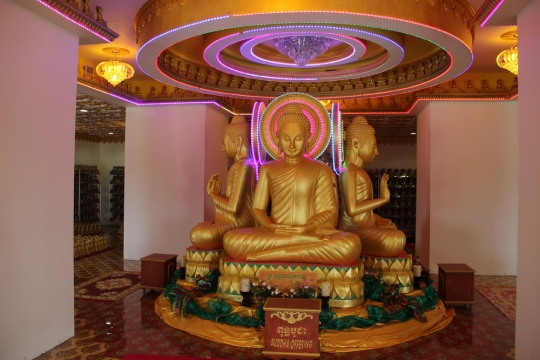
left=275, top=222, right=317, bottom=235
left=375, top=217, right=393, bottom=228
left=380, top=173, right=391, bottom=202
left=206, top=174, right=222, bottom=195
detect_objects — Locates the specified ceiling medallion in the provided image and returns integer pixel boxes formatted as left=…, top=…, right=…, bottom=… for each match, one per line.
left=96, top=48, right=135, bottom=86
left=136, top=1, right=474, bottom=99
left=273, top=36, right=332, bottom=66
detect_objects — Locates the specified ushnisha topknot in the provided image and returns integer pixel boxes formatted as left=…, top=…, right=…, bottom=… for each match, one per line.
left=225, top=115, right=250, bottom=147
left=277, top=103, right=311, bottom=134
left=344, top=116, right=375, bottom=151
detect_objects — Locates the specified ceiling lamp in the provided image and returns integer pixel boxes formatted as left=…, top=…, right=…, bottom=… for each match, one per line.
left=96, top=48, right=134, bottom=86
left=273, top=36, right=332, bottom=66
left=496, top=46, right=518, bottom=75
left=496, top=31, right=518, bottom=75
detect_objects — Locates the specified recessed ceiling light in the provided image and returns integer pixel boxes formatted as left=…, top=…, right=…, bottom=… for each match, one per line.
left=109, top=132, right=114, bottom=135
left=80, top=109, right=88, bottom=112
left=411, top=132, right=417, bottom=135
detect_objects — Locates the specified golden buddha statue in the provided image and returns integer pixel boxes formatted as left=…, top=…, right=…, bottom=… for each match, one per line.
left=338, top=116, right=406, bottom=257
left=223, top=105, right=361, bottom=264
left=190, top=116, right=256, bottom=249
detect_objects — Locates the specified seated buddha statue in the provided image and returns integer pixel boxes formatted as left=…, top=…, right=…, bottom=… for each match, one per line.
left=223, top=105, right=361, bottom=265
left=190, top=116, right=256, bottom=249
left=338, top=116, right=405, bottom=257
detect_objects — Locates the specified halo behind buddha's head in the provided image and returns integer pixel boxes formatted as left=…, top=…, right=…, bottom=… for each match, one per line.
left=345, top=116, right=375, bottom=151
left=276, top=103, right=311, bottom=135
left=225, top=115, right=250, bottom=147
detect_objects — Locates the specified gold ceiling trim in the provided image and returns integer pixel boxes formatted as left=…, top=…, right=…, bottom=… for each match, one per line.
left=39, top=0, right=119, bottom=42
left=157, top=49, right=450, bottom=100
left=75, top=133, right=125, bottom=144
left=473, top=0, right=503, bottom=24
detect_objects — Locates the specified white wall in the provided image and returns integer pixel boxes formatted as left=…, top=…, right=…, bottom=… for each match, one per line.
left=516, top=1, right=540, bottom=357
left=416, top=105, right=431, bottom=269
left=0, top=1, right=77, bottom=358
left=417, top=101, right=518, bottom=275
left=74, top=140, right=125, bottom=224
left=364, top=143, right=417, bottom=170
left=124, top=105, right=228, bottom=260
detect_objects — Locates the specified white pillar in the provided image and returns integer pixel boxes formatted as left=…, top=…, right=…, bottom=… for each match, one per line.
left=0, top=1, right=78, bottom=358
left=416, top=101, right=518, bottom=275
left=517, top=0, right=540, bottom=356
left=124, top=105, right=229, bottom=260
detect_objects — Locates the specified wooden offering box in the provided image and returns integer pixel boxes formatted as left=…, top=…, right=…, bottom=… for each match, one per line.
left=438, top=263, right=475, bottom=307
left=263, top=298, right=321, bottom=360
left=140, top=253, right=177, bottom=290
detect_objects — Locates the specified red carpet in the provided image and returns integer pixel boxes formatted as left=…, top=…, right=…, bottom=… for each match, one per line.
left=74, top=271, right=141, bottom=301
left=124, top=355, right=232, bottom=360
left=475, top=285, right=516, bottom=322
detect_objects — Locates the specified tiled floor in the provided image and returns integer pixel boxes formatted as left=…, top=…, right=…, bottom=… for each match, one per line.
left=38, top=236, right=516, bottom=360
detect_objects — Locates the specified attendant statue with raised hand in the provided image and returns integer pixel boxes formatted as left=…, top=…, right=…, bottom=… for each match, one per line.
left=190, top=116, right=256, bottom=249
left=224, top=104, right=361, bottom=264
left=338, top=116, right=406, bottom=257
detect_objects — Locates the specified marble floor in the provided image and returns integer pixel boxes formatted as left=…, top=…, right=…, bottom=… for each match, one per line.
left=38, top=235, right=516, bottom=360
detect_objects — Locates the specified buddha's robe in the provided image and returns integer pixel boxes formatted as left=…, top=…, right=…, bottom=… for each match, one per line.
left=224, top=158, right=361, bottom=264
left=190, top=158, right=256, bottom=249
left=338, top=167, right=405, bottom=257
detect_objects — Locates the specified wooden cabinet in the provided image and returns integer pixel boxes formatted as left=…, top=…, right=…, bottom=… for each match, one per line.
left=438, top=263, right=475, bottom=306
left=263, top=298, right=321, bottom=360
left=140, top=253, right=178, bottom=290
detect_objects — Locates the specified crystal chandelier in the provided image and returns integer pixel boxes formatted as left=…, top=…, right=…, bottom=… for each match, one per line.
left=96, top=48, right=135, bottom=86
left=273, top=36, right=332, bottom=66
left=496, top=46, right=518, bottom=75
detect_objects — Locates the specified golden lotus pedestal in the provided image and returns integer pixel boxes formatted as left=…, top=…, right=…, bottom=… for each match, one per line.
left=217, top=256, right=365, bottom=308
left=360, top=251, right=414, bottom=294
left=185, top=246, right=226, bottom=283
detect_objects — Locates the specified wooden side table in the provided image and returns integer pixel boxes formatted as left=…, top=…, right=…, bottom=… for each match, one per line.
left=263, top=298, right=321, bottom=360
left=140, top=253, right=178, bottom=291
left=437, top=263, right=475, bottom=308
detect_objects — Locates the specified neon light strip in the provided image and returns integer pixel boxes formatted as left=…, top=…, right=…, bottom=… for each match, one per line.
left=480, top=0, right=506, bottom=27
left=331, top=103, right=337, bottom=173
left=337, top=105, right=343, bottom=173
left=203, top=25, right=403, bottom=81
left=36, top=0, right=112, bottom=42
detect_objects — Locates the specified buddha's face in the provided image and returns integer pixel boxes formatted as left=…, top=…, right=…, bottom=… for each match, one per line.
left=222, top=134, right=237, bottom=159
left=279, top=122, right=307, bottom=158
left=358, top=134, right=379, bottom=163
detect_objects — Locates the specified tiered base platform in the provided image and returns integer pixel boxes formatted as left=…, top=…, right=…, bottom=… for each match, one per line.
left=155, top=283, right=455, bottom=352
left=360, top=251, right=414, bottom=293
left=217, top=256, right=364, bottom=308
left=184, top=246, right=225, bottom=283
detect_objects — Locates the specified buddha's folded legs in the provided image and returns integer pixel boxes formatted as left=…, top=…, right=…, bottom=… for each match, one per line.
left=344, top=225, right=406, bottom=257
left=224, top=227, right=361, bottom=265
left=190, top=222, right=235, bottom=249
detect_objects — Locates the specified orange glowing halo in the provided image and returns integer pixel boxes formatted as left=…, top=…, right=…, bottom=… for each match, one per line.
left=260, top=93, right=331, bottom=160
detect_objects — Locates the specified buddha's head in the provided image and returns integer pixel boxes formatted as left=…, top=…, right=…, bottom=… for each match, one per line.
left=223, top=115, right=250, bottom=159
left=345, top=116, right=378, bottom=163
left=276, top=104, right=311, bottom=158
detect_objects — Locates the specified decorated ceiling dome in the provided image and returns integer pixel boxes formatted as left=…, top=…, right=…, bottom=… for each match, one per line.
left=135, top=0, right=475, bottom=100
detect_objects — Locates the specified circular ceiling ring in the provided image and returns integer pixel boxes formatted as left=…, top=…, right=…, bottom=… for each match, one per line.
left=239, top=31, right=366, bottom=68
left=260, top=92, right=331, bottom=160
left=137, top=10, right=473, bottom=99
left=203, top=26, right=404, bottom=81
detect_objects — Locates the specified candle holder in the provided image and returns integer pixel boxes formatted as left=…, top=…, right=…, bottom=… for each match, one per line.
left=241, top=291, right=252, bottom=307
left=321, top=295, right=330, bottom=310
